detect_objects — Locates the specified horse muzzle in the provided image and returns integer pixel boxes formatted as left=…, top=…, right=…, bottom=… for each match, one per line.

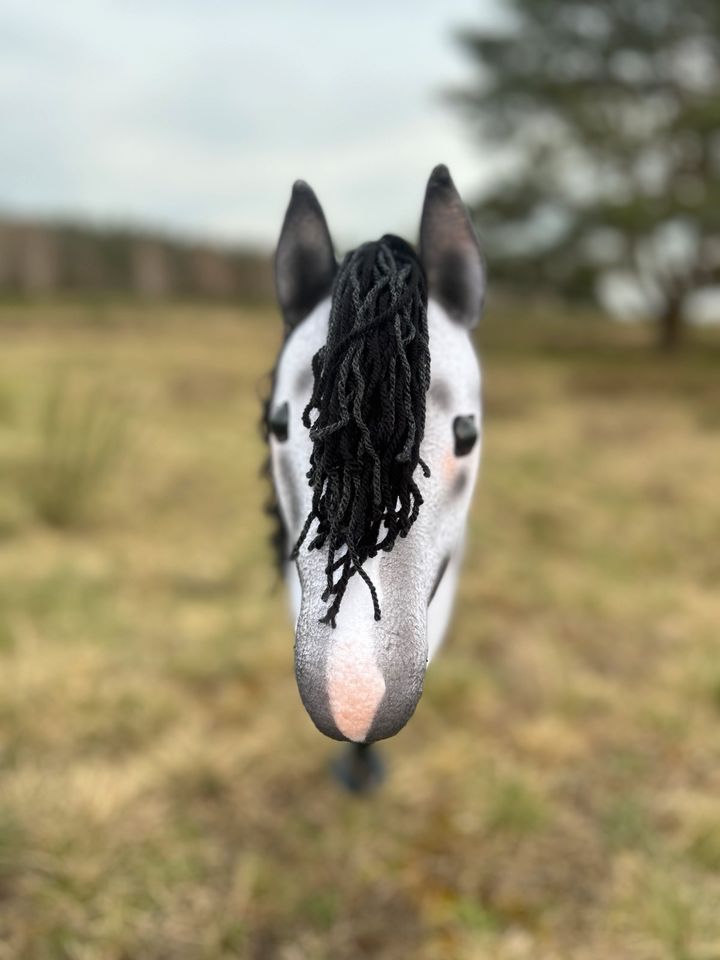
left=294, top=611, right=427, bottom=744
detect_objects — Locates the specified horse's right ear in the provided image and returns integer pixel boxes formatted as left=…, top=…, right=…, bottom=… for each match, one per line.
left=275, top=180, right=336, bottom=331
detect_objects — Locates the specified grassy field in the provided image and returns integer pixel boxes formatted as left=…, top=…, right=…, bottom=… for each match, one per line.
left=0, top=301, right=719, bottom=960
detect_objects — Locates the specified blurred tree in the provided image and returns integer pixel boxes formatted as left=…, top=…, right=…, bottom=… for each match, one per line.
left=453, top=0, right=720, bottom=348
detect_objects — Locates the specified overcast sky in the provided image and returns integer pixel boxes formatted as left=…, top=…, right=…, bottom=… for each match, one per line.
left=0, top=1, right=502, bottom=249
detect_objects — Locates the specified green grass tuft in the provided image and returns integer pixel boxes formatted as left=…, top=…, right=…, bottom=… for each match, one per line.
left=484, top=777, right=548, bottom=836
left=25, top=379, right=126, bottom=528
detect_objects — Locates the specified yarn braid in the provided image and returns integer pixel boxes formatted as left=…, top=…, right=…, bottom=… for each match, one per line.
left=292, top=235, right=431, bottom=627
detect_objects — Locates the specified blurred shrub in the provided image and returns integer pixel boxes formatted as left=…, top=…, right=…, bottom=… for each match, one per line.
left=25, top=380, right=126, bottom=528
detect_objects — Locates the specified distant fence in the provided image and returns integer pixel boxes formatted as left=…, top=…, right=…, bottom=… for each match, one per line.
left=0, top=218, right=274, bottom=302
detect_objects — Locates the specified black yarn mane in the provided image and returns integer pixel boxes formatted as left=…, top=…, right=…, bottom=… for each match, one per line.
left=292, top=234, right=431, bottom=627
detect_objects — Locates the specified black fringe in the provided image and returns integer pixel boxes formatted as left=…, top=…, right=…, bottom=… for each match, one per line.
left=292, top=235, right=431, bottom=627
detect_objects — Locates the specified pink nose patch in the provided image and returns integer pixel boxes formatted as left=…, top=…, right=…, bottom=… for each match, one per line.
left=326, top=635, right=386, bottom=742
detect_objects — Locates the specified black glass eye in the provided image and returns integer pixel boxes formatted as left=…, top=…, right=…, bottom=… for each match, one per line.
left=268, top=401, right=289, bottom=442
left=453, top=414, right=477, bottom=457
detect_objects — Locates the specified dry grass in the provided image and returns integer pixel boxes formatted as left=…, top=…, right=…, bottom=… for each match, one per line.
left=0, top=300, right=718, bottom=959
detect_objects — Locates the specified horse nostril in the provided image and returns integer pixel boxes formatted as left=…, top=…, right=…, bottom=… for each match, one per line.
left=268, top=401, right=289, bottom=441
left=453, top=414, right=477, bottom=457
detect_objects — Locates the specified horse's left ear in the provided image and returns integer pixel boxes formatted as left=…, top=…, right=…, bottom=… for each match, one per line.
left=419, top=164, right=485, bottom=329
left=275, top=180, right=337, bottom=332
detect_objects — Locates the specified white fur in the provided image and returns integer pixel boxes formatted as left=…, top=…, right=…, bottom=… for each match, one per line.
left=269, top=296, right=481, bottom=667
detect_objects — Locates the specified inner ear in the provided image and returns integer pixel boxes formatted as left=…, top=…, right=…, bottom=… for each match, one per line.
left=275, top=180, right=337, bottom=332
left=419, top=164, right=485, bottom=329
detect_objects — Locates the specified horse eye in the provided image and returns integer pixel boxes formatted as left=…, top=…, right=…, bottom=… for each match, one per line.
left=268, top=401, right=289, bottom=442
left=453, top=414, right=477, bottom=457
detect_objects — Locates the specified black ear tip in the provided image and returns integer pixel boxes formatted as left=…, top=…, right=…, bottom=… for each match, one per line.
left=287, top=179, right=324, bottom=218
left=429, top=163, right=453, bottom=187
left=292, top=179, right=314, bottom=198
